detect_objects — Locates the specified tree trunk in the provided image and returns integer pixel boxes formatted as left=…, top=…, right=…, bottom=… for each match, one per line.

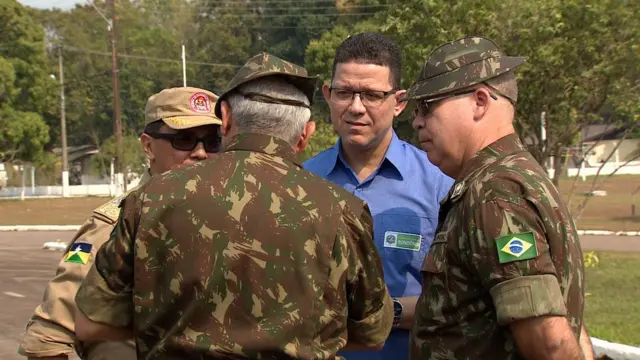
left=551, top=147, right=567, bottom=187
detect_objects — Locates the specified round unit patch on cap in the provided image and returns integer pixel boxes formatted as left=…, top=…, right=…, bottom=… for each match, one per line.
left=144, top=87, right=222, bottom=130
left=190, top=92, right=212, bottom=113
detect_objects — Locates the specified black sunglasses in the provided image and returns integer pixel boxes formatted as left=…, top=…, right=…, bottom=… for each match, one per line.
left=412, top=86, right=505, bottom=117
left=146, top=131, right=221, bottom=153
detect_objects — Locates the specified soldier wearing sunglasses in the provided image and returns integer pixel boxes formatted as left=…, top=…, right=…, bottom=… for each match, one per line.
left=405, top=37, right=592, bottom=360
left=140, top=87, right=222, bottom=173
left=18, top=87, right=221, bottom=360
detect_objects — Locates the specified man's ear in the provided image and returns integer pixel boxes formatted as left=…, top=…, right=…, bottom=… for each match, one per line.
left=393, top=89, right=409, bottom=117
left=220, top=100, right=233, bottom=136
left=140, top=134, right=154, bottom=161
left=322, top=83, right=331, bottom=104
left=294, top=121, right=316, bottom=154
left=472, top=88, right=491, bottom=122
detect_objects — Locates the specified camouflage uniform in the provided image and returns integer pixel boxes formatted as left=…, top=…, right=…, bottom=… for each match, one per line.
left=19, top=87, right=221, bottom=360
left=74, top=53, right=394, bottom=360
left=403, top=37, right=585, bottom=359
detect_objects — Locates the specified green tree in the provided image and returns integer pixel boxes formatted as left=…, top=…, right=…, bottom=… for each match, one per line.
left=91, top=133, right=146, bottom=178
left=0, top=0, right=55, bottom=163
left=305, top=0, right=640, bottom=184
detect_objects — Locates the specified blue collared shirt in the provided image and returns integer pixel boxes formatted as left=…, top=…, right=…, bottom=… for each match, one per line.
left=303, top=131, right=454, bottom=360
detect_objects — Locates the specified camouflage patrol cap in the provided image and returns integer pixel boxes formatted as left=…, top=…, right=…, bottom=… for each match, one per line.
left=402, top=37, right=527, bottom=102
left=214, top=52, right=320, bottom=118
left=145, top=87, right=221, bottom=129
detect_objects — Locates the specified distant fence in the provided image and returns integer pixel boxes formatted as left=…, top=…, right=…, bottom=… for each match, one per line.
left=0, top=178, right=141, bottom=199
left=2, top=165, right=638, bottom=199
left=0, top=184, right=115, bottom=198
left=548, top=164, right=640, bottom=179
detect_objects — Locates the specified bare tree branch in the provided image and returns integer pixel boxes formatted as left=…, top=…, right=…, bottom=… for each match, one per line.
left=572, top=123, right=639, bottom=221
left=566, top=123, right=617, bottom=207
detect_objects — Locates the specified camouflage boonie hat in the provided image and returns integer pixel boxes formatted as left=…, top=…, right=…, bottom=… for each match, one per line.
left=402, top=37, right=528, bottom=102
left=145, top=87, right=221, bottom=129
left=214, top=52, right=320, bottom=118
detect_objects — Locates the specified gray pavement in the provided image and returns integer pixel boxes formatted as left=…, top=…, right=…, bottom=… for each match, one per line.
left=0, top=231, right=639, bottom=360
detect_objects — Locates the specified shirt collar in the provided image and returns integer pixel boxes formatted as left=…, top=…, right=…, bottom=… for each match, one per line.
left=383, top=130, right=408, bottom=179
left=223, top=133, right=301, bottom=167
left=446, top=133, right=527, bottom=203
left=326, top=129, right=407, bottom=179
left=139, top=167, right=152, bottom=185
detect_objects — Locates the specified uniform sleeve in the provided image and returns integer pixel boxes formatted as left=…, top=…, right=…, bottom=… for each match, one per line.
left=18, top=217, right=115, bottom=358
left=75, top=192, right=140, bottom=328
left=466, top=198, right=567, bottom=326
left=342, top=203, right=393, bottom=346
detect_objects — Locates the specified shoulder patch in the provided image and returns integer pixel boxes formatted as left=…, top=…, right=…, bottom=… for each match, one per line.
left=92, top=171, right=151, bottom=223
left=64, top=242, right=93, bottom=265
left=495, top=232, right=538, bottom=264
left=92, top=194, right=126, bottom=224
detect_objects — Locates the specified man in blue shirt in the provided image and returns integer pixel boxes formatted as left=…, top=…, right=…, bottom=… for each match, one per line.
left=304, top=32, right=453, bottom=360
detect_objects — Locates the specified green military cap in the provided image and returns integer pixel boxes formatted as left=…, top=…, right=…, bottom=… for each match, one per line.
left=214, top=52, right=320, bottom=118
left=402, top=36, right=527, bottom=103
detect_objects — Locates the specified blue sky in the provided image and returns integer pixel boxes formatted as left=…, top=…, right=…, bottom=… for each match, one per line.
left=19, top=0, right=84, bottom=10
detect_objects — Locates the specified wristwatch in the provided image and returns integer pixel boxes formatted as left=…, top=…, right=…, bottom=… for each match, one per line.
left=393, top=298, right=403, bottom=327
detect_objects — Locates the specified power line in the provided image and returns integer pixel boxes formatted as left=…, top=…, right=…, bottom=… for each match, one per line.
left=195, top=12, right=377, bottom=18
left=85, top=0, right=112, bottom=29
left=61, top=45, right=242, bottom=68
left=46, top=70, right=112, bottom=92
left=149, top=3, right=388, bottom=11
left=212, top=0, right=354, bottom=3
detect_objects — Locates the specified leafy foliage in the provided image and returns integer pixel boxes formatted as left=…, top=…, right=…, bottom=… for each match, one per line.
left=3, top=0, right=638, bottom=185
left=305, top=0, right=640, bottom=182
left=0, top=0, right=55, bottom=162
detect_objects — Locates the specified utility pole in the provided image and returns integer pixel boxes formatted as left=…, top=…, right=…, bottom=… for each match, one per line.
left=109, top=0, right=124, bottom=194
left=57, top=46, right=70, bottom=197
left=182, top=43, right=187, bottom=87
left=540, top=111, right=549, bottom=172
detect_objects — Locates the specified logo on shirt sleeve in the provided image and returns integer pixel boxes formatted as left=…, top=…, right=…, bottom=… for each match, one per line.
left=64, top=242, right=93, bottom=265
left=495, top=232, right=538, bottom=264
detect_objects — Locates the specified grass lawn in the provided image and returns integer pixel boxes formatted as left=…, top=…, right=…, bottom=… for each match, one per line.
left=5, top=175, right=640, bottom=228
left=584, top=251, right=640, bottom=346
left=0, top=196, right=108, bottom=225
left=558, top=175, right=640, bottom=231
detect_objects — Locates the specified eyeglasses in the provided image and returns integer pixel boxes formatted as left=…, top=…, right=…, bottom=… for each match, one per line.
left=413, top=89, right=489, bottom=117
left=329, top=87, right=397, bottom=108
left=412, top=83, right=513, bottom=118
left=145, top=130, right=221, bottom=153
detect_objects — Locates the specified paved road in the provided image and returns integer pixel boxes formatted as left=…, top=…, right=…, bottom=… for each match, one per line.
left=1, top=231, right=639, bottom=360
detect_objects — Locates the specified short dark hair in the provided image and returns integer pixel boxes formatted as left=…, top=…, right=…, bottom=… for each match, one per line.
left=143, top=120, right=165, bottom=134
left=331, top=32, right=402, bottom=89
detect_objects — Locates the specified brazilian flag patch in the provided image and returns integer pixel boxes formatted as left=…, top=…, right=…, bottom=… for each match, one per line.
left=495, top=232, right=538, bottom=264
left=64, top=242, right=93, bottom=265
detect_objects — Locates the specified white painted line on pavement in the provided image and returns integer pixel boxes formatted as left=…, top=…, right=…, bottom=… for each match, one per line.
left=0, top=225, right=82, bottom=231
left=42, top=241, right=68, bottom=251
left=3, top=291, right=25, bottom=298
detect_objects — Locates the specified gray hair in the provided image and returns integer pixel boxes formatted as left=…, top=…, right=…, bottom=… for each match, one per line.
left=226, top=76, right=311, bottom=145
